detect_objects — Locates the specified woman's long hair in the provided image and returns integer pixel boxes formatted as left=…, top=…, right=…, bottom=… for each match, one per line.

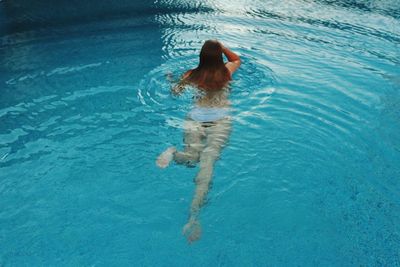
left=186, top=40, right=231, bottom=91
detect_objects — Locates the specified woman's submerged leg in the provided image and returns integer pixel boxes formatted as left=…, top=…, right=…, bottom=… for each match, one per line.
left=183, top=118, right=231, bottom=242
left=173, top=119, right=205, bottom=166
left=156, top=119, right=205, bottom=168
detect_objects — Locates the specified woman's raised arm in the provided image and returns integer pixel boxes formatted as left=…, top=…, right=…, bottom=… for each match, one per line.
left=222, top=44, right=241, bottom=75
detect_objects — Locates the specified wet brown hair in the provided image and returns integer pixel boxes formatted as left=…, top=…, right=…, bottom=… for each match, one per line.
left=186, top=40, right=231, bottom=91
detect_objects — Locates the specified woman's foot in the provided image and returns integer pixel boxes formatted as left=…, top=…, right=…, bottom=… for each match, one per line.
left=182, top=219, right=201, bottom=243
left=156, top=147, right=176, bottom=168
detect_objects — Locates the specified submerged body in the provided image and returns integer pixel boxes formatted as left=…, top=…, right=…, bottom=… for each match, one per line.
left=156, top=40, right=241, bottom=242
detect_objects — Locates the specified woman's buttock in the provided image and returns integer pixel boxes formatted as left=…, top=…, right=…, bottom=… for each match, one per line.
left=188, top=106, right=231, bottom=122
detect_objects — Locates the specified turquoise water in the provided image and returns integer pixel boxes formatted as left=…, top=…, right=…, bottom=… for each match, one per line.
left=1, top=0, right=400, bottom=265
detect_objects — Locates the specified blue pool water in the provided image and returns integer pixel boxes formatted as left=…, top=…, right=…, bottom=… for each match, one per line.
left=1, top=0, right=400, bottom=265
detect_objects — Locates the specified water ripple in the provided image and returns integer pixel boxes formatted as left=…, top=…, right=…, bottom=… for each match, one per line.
left=1, top=0, right=400, bottom=265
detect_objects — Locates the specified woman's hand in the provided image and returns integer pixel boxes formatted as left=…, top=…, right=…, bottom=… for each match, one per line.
left=218, top=41, right=227, bottom=52
left=165, top=72, right=174, bottom=82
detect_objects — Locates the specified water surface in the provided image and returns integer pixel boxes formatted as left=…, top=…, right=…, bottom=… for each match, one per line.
left=1, top=0, right=400, bottom=265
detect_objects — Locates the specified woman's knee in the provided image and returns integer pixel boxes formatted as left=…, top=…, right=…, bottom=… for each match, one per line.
left=174, top=151, right=200, bottom=166
left=201, top=146, right=221, bottom=160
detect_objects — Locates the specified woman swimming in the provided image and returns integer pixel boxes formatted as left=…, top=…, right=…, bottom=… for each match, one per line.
left=156, top=40, right=241, bottom=242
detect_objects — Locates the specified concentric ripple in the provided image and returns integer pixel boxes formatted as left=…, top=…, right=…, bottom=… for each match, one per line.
left=1, top=0, right=399, bottom=265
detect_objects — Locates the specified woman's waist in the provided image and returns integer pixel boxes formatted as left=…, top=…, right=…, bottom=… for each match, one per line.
left=188, top=106, right=232, bottom=122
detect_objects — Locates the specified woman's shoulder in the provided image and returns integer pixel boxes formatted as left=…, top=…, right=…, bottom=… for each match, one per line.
left=182, top=69, right=193, bottom=79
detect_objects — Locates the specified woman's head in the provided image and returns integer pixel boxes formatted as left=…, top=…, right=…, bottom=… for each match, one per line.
left=198, top=40, right=224, bottom=68
left=186, top=40, right=231, bottom=90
